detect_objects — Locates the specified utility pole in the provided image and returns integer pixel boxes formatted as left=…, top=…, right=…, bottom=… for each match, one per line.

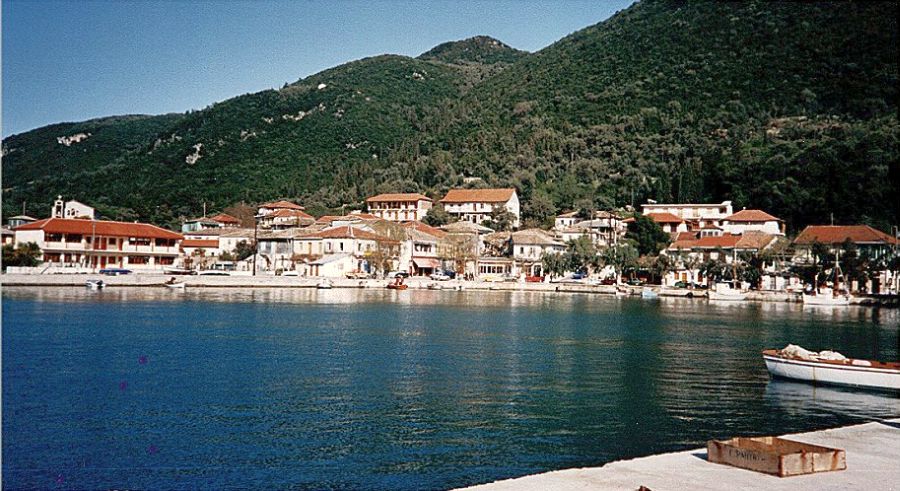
left=252, top=215, right=259, bottom=276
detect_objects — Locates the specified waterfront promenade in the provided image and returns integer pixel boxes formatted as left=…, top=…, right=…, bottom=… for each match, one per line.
left=4, top=273, right=898, bottom=306
left=459, top=418, right=900, bottom=491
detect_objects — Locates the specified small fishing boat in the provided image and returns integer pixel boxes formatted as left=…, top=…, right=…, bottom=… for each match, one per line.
left=708, top=282, right=748, bottom=301
left=85, top=279, right=105, bottom=290
left=387, top=283, right=408, bottom=290
left=165, top=282, right=186, bottom=290
left=316, top=279, right=333, bottom=289
left=802, top=287, right=851, bottom=306
left=763, top=345, right=900, bottom=392
left=426, top=283, right=443, bottom=290
left=640, top=288, right=658, bottom=299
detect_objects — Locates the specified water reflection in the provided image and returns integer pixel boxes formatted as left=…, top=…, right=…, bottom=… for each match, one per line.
left=765, top=379, right=900, bottom=420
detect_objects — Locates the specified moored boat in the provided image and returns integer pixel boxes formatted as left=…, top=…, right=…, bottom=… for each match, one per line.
left=165, top=282, right=186, bottom=290
left=802, top=287, right=851, bottom=306
left=426, top=283, right=443, bottom=290
left=387, top=283, right=408, bottom=290
left=640, top=288, right=658, bottom=299
left=85, top=279, right=105, bottom=290
left=708, top=282, right=748, bottom=301
left=316, top=279, right=333, bottom=289
left=763, top=345, right=899, bottom=392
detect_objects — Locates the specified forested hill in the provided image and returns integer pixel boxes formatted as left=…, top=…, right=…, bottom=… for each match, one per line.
left=3, top=1, right=897, bottom=232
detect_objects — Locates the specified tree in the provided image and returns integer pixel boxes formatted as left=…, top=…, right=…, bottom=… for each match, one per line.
left=2, top=242, right=42, bottom=270
left=601, top=243, right=639, bottom=284
left=484, top=205, right=516, bottom=232
left=439, top=233, right=478, bottom=275
left=524, top=192, right=556, bottom=229
left=626, top=214, right=671, bottom=256
left=423, top=204, right=451, bottom=226
left=564, top=236, right=599, bottom=274
left=234, top=240, right=256, bottom=261
left=541, top=250, right=567, bottom=279
left=574, top=198, right=595, bottom=220
left=650, top=254, right=672, bottom=285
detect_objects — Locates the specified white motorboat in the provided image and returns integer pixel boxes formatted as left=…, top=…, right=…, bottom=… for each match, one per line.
left=85, top=280, right=105, bottom=290
left=426, top=283, right=443, bottom=291
left=165, top=282, right=186, bottom=290
left=316, top=279, right=333, bottom=289
left=763, top=345, right=899, bottom=392
left=641, top=288, right=658, bottom=299
left=802, top=287, right=851, bottom=306
left=708, top=282, right=748, bottom=301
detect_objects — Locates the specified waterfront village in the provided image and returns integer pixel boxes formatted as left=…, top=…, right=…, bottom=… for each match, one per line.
left=2, top=191, right=898, bottom=297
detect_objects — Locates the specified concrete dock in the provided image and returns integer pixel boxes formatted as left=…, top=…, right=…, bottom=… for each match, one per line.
left=458, top=418, right=900, bottom=490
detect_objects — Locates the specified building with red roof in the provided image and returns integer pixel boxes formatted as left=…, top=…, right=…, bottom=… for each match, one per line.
left=440, top=188, right=520, bottom=227
left=722, top=209, right=783, bottom=235
left=366, top=193, right=433, bottom=222
left=792, top=225, right=897, bottom=265
left=13, top=217, right=183, bottom=271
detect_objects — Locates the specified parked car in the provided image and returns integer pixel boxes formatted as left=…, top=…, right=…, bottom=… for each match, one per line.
left=627, top=278, right=644, bottom=286
left=99, top=268, right=132, bottom=276
left=429, top=272, right=452, bottom=281
left=525, top=275, right=544, bottom=283
left=441, top=270, right=457, bottom=279
left=600, top=277, right=616, bottom=285
left=345, top=271, right=370, bottom=279
left=571, top=272, right=588, bottom=280
left=673, top=281, right=689, bottom=289
left=199, top=271, right=230, bottom=276
left=501, top=273, right=519, bottom=282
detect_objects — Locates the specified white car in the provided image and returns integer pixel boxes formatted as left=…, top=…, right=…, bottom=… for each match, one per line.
left=429, top=273, right=451, bottom=281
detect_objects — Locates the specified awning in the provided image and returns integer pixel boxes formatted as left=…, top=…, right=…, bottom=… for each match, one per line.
left=413, top=258, right=441, bottom=269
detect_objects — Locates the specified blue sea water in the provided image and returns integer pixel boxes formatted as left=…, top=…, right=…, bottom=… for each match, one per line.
left=2, top=287, right=898, bottom=490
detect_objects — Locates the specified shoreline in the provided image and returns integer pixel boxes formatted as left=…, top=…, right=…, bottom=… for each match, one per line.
left=2, top=273, right=897, bottom=307
left=456, top=418, right=900, bottom=490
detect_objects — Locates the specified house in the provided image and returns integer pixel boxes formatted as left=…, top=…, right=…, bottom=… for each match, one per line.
left=560, top=211, right=627, bottom=247
left=511, top=229, right=566, bottom=277
left=7, top=215, right=37, bottom=229
left=366, top=193, right=433, bottom=222
left=440, top=188, right=520, bottom=227
left=51, top=196, right=95, bottom=220
left=209, top=213, right=241, bottom=228
left=302, top=254, right=357, bottom=278
left=12, top=217, right=183, bottom=271
left=181, top=238, right=221, bottom=269
left=182, top=217, right=222, bottom=233
left=792, top=225, right=897, bottom=263
left=439, top=221, right=493, bottom=275
left=721, top=209, right=784, bottom=235
left=261, top=208, right=315, bottom=229
left=554, top=211, right=580, bottom=230
left=290, top=225, right=399, bottom=276
left=625, top=212, right=688, bottom=234
left=642, top=200, right=733, bottom=229
left=257, top=200, right=305, bottom=219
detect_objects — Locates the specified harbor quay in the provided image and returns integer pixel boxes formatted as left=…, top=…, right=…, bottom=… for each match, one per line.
left=458, top=418, right=900, bottom=491
left=3, top=273, right=897, bottom=307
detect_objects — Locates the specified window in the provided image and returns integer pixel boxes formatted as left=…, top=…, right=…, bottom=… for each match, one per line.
left=129, top=256, right=149, bottom=264
left=339, top=242, right=344, bottom=251
left=46, top=233, right=63, bottom=242
left=130, top=237, right=151, bottom=246
left=158, top=257, right=175, bottom=265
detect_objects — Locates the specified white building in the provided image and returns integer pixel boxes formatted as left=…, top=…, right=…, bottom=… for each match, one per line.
left=440, top=188, right=520, bottom=227
left=554, top=211, right=580, bottom=230
left=366, top=193, right=433, bottom=222
left=721, top=209, right=784, bottom=235
left=51, top=196, right=95, bottom=220
left=511, top=229, right=565, bottom=277
left=642, top=200, right=733, bottom=228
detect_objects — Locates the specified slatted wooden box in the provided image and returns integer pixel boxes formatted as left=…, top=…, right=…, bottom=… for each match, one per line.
left=707, top=436, right=846, bottom=477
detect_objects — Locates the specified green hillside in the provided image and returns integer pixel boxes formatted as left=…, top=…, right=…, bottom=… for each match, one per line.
left=3, top=1, right=897, bottom=232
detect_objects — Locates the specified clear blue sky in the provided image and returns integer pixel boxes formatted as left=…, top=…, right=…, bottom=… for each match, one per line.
left=2, top=0, right=633, bottom=137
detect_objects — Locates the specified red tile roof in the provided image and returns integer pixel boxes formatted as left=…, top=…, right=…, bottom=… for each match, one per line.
left=366, top=193, right=432, bottom=202
left=670, top=233, right=741, bottom=249
left=209, top=213, right=240, bottom=224
left=182, top=239, right=219, bottom=248
left=14, top=218, right=182, bottom=240
left=313, top=226, right=397, bottom=242
left=259, top=200, right=304, bottom=210
left=402, top=221, right=447, bottom=238
left=645, top=212, right=685, bottom=224
left=270, top=209, right=314, bottom=219
left=440, top=188, right=516, bottom=203
left=793, top=225, right=897, bottom=245
left=725, top=209, right=780, bottom=222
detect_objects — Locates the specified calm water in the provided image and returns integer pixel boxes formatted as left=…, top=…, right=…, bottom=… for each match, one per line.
left=3, top=287, right=898, bottom=490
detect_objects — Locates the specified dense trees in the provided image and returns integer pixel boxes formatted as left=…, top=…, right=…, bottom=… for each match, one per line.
left=626, top=214, right=671, bottom=256
left=2, top=242, right=41, bottom=269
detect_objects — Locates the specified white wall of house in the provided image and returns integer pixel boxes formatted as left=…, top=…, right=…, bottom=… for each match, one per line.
left=722, top=220, right=782, bottom=235
left=368, top=199, right=433, bottom=222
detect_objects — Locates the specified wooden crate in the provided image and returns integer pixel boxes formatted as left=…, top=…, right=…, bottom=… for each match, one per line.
left=707, top=436, right=846, bottom=477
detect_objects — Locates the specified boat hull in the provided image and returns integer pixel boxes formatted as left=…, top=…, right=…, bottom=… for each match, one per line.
left=763, top=354, right=900, bottom=391
left=165, top=283, right=186, bottom=289
left=802, top=293, right=850, bottom=306
left=708, top=291, right=747, bottom=301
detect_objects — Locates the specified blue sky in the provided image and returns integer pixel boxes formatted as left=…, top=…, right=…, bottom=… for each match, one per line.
left=2, top=0, right=633, bottom=137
